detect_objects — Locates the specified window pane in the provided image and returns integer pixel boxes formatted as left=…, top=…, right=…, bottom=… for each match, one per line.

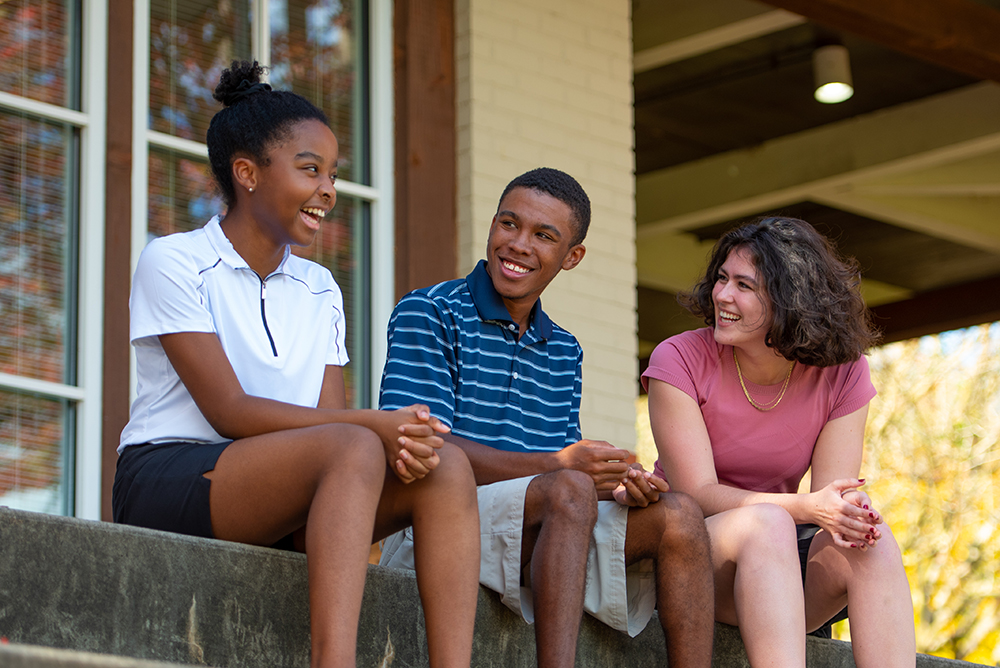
left=0, top=390, right=72, bottom=515
left=0, top=0, right=80, bottom=109
left=0, top=112, right=77, bottom=385
left=149, top=0, right=252, bottom=141
left=270, top=0, right=366, bottom=184
left=148, top=148, right=224, bottom=239
left=292, top=196, right=368, bottom=408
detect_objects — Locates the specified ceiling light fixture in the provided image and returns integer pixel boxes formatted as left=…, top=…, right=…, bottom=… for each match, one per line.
left=813, top=44, right=854, bottom=104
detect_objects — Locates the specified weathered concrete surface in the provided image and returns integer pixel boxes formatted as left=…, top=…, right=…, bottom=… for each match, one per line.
left=0, top=643, right=185, bottom=667
left=0, top=507, right=988, bottom=667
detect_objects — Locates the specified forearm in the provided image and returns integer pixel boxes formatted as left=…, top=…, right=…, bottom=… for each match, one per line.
left=444, top=433, right=560, bottom=485
left=206, top=393, right=382, bottom=441
left=689, top=481, right=815, bottom=523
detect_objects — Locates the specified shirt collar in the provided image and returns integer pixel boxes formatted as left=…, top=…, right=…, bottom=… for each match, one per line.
left=466, top=260, right=553, bottom=339
left=204, top=215, right=291, bottom=273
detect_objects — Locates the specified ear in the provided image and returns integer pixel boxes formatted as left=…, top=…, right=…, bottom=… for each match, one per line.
left=561, top=244, right=586, bottom=271
left=231, top=156, right=258, bottom=193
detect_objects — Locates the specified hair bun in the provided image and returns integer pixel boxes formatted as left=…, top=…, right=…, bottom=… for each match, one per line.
left=214, top=60, right=270, bottom=107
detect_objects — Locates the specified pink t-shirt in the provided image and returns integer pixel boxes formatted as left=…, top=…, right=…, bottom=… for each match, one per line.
left=641, top=328, right=876, bottom=494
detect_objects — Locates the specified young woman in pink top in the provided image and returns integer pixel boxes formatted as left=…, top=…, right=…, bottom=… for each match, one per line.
left=642, top=217, right=915, bottom=667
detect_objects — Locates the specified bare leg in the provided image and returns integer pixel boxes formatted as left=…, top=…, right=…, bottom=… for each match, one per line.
left=520, top=470, right=599, bottom=668
left=804, top=524, right=915, bottom=668
left=204, top=423, right=386, bottom=668
left=374, top=442, right=480, bottom=668
left=624, top=492, right=714, bottom=668
left=707, top=504, right=804, bottom=668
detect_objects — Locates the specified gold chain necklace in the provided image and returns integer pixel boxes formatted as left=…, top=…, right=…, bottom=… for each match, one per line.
left=733, top=349, right=795, bottom=411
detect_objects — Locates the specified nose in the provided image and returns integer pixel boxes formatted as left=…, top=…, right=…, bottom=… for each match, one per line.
left=508, top=227, right=531, bottom=254
left=714, top=281, right=734, bottom=303
left=320, top=176, right=337, bottom=205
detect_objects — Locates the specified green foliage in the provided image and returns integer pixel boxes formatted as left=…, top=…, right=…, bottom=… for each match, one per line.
left=865, top=327, right=1000, bottom=664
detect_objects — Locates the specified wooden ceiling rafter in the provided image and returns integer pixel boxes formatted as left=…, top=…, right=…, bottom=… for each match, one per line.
left=760, top=0, right=1000, bottom=82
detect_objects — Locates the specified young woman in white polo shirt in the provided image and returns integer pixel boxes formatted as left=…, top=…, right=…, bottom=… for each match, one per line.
left=113, top=61, right=480, bottom=668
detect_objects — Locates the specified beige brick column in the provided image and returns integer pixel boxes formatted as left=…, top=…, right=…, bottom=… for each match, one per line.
left=456, top=0, right=637, bottom=448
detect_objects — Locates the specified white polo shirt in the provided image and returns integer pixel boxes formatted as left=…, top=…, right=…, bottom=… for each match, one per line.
left=119, top=216, right=349, bottom=452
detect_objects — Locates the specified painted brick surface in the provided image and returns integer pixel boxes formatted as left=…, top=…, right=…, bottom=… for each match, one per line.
left=456, top=0, right=637, bottom=448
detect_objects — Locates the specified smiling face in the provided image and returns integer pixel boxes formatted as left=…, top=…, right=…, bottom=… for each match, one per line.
left=485, top=186, right=585, bottom=326
left=711, top=246, right=772, bottom=348
left=247, top=118, right=339, bottom=248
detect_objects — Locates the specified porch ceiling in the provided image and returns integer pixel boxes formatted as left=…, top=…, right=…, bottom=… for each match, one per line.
left=633, top=0, right=1000, bottom=358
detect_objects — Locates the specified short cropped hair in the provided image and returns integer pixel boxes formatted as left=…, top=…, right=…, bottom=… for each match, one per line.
left=679, top=216, right=880, bottom=367
left=207, top=60, right=329, bottom=208
left=498, top=168, right=591, bottom=245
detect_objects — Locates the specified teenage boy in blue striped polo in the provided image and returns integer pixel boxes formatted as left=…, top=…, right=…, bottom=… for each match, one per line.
left=379, top=168, right=714, bottom=668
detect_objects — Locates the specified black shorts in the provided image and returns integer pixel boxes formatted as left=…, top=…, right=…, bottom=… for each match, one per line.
left=112, top=440, right=232, bottom=539
left=798, top=524, right=849, bottom=638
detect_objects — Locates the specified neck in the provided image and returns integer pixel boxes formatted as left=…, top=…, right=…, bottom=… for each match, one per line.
left=732, top=344, right=792, bottom=385
left=502, top=297, right=534, bottom=339
left=220, top=211, right=287, bottom=277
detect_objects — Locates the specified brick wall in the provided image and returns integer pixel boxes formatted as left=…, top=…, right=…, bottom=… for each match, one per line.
left=456, top=0, right=637, bottom=449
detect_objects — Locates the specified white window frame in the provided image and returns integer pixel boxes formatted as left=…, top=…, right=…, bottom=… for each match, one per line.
left=131, top=0, right=393, bottom=409
left=0, top=0, right=108, bottom=520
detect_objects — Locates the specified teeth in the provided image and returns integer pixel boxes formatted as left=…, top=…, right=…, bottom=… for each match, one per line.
left=503, top=261, right=529, bottom=274
left=720, top=312, right=741, bottom=322
left=301, top=207, right=326, bottom=217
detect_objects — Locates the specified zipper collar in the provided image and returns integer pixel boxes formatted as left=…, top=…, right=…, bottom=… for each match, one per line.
left=204, top=215, right=291, bottom=276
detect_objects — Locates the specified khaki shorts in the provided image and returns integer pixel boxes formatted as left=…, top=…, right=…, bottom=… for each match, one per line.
left=380, top=475, right=656, bottom=637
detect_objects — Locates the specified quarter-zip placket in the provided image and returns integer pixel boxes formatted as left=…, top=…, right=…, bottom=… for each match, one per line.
left=259, top=275, right=278, bottom=357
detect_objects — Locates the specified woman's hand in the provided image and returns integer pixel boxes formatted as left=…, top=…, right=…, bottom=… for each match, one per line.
left=612, top=464, right=671, bottom=507
left=374, top=405, right=450, bottom=483
left=841, top=487, right=883, bottom=550
left=810, top=478, right=882, bottom=550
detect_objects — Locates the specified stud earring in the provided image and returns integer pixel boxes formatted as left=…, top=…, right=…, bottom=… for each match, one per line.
left=249, top=187, right=254, bottom=193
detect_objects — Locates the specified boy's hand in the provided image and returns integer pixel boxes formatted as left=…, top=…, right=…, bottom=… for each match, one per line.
left=554, top=439, right=630, bottom=490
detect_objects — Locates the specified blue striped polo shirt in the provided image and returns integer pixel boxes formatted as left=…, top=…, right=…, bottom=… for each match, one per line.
left=379, top=260, right=583, bottom=452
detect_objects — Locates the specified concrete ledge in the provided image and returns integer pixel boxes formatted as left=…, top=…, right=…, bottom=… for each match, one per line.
left=0, top=643, right=185, bottom=668
left=0, top=508, right=986, bottom=667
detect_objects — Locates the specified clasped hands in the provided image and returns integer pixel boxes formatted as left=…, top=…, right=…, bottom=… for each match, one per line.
left=376, top=405, right=450, bottom=484
left=555, top=439, right=670, bottom=507
left=814, top=478, right=884, bottom=551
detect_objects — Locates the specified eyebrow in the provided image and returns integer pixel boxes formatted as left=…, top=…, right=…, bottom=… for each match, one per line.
left=497, top=210, right=563, bottom=237
left=294, top=151, right=326, bottom=161
left=720, top=267, right=758, bottom=285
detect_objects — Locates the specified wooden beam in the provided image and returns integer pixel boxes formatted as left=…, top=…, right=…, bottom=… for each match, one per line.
left=761, top=0, right=1000, bottom=82
left=394, top=0, right=457, bottom=299
left=636, top=83, right=1000, bottom=234
left=871, top=273, right=1000, bottom=344
left=634, top=10, right=805, bottom=73
left=102, top=0, right=133, bottom=521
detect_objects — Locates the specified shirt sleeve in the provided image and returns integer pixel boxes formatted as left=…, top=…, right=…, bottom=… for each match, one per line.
left=828, top=355, right=877, bottom=420
left=327, top=282, right=350, bottom=366
left=566, top=348, right=583, bottom=445
left=640, top=330, right=707, bottom=401
left=378, top=293, right=458, bottom=428
left=129, top=237, right=216, bottom=344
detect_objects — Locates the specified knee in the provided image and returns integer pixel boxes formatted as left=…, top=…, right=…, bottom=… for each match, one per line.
left=538, top=469, right=598, bottom=527
left=859, top=519, right=904, bottom=569
left=425, top=442, right=477, bottom=496
left=315, top=423, right=385, bottom=480
left=735, top=503, right=797, bottom=553
left=657, top=491, right=708, bottom=544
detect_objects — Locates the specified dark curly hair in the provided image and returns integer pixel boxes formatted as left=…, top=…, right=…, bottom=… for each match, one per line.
left=207, top=61, right=329, bottom=208
left=678, top=216, right=880, bottom=367
left=498, top=167, right=591, bottom=245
